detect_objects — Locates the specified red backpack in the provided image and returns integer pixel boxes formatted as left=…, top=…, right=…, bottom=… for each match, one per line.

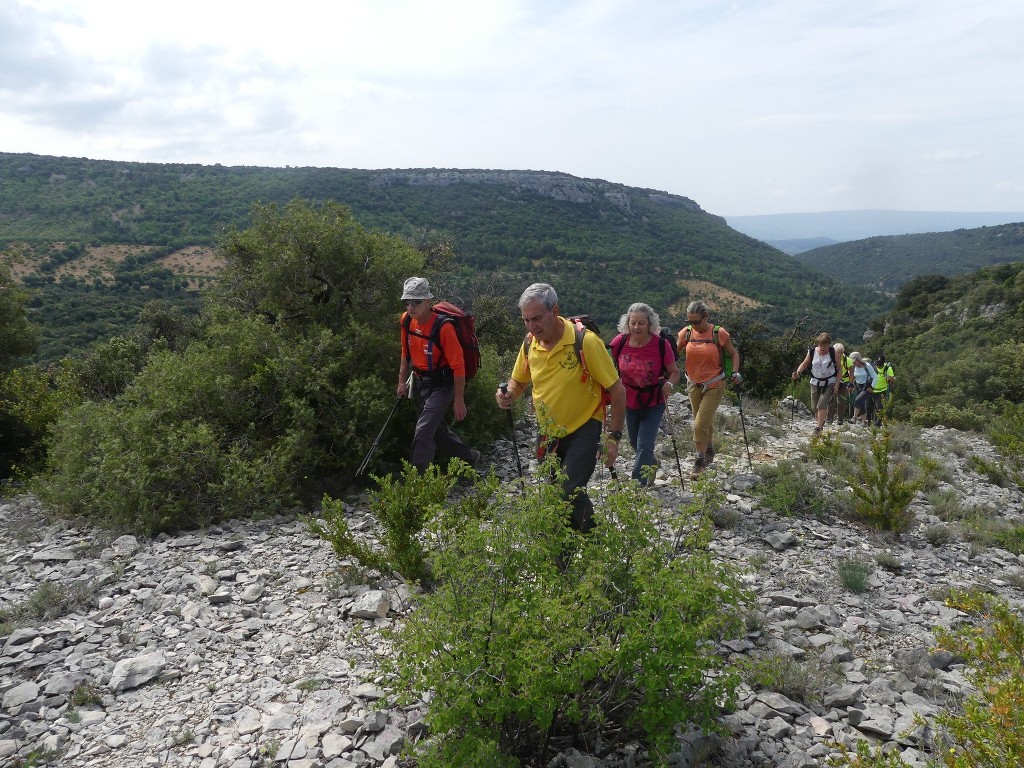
left=403, top=301, right=481, bottom=380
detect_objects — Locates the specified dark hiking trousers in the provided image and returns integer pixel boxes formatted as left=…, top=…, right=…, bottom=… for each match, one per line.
left=548, top=417, right=602, bottom=534
left=411, top=377, right=474, bottom=472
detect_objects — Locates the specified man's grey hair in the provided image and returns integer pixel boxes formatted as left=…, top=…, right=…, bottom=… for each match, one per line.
left=686, top=300, right=710, bottom=317
left=617, top=302, right=662, bottom=335
left=518, top=283, right=558, bottom=311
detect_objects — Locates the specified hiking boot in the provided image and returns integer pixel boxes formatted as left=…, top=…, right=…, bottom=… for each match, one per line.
left=469, top=449, right=484, bottom=470
left=705, top=444, right=715, bottom=466
left=812, top=426, right=822, bottom=437
left=689, top=455, right=706, bottom=480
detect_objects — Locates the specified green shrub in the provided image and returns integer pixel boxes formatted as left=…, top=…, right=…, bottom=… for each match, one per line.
left=961, top=517, right=1024, bottom=555
left=388, top=472, right=746, bottom=767
left=711, top=506, right=743, bottom=529
left=874, top=551, right=902, bottom=573
left=34, top=201, right=511, bottom=531
left=914, top=455, right=954, bottom=491
left=828, top=739, right=913, bottom=766
left=34, top=317, right=309, bottom=533
left=988, top=402, right=1024, bottom=476
left=846, top=429, right=921, bottom=533
left=967, top=455, right=1015, bottom=488
left=2, top=580, right=97, bottom=626
left=311, top=460, right=469, bottom=584
left=837, top=557, right=874, bottom=593
left=909, top=401, right=988, bottom=432
left=930, top=592, right=1024, bottom=767
left=806, top=432, right=849, bottom=466
left=927, top=489, right=964, bottom=522
left=69, top=681, right=103, bottom=708
left=923, top=524, right=954, bottom=546
left=741, top=650, right=840, bottom=707
left=755, top=460, right=832, bottom=518
left=0, top=361, right=83, bottom=478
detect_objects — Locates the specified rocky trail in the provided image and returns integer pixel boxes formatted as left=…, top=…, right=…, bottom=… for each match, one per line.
left=2, top=394, right=1023, bottom=767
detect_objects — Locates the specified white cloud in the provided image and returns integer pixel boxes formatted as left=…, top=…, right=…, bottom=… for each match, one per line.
left=2, top=0, right=1023, bottom=214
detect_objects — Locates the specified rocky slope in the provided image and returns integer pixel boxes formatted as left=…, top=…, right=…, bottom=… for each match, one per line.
left=2, top=396, right=1022, bottom=768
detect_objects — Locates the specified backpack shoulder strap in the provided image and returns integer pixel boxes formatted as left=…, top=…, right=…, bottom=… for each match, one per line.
left=572, top=319, right=588, bottom=378
left=402, top=312, right=411, bottom=360
left=610, top=333, right=627, bottom=368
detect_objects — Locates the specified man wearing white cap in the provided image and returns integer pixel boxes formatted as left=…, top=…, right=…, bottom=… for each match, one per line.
left=397, top=277, right=481, bottom=472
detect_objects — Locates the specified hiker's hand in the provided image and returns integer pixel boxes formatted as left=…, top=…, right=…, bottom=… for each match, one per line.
left=604, top=438, right=619, bottom=467
left=397, top=381, right=409, bottom=397
left=791, top=370, right=800, bottom=381
left=732, top=372, right=742, bottom=384
left=453, top=398, right=467, bottom=421
left=496, top=387, right=514, bottom=409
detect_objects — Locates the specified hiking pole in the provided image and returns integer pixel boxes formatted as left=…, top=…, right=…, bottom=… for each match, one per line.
left=498, top=382, right=524, bottom=479
left=733, top=383, right=754, bottom=471
left=356, top=395, right=404, bottom=477
left=662, top=402, right=685, bottom=488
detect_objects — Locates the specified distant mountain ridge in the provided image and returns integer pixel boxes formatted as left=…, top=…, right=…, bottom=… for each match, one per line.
left=727, top=210, right=1024, bottom=243
left=792, top=223, right=1024, bottom=292
left=0, top=152, right=886, bottom=359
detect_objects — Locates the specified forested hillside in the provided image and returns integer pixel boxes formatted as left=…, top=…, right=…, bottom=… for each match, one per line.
left=795, top=223, right=1024, bottom=292
left=1, top=152, right=885, bottom=359
left=872, top=262, right=1024, bottom=434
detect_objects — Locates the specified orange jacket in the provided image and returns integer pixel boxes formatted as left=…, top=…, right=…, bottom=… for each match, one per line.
left=401, top=312, right=466, bottom=378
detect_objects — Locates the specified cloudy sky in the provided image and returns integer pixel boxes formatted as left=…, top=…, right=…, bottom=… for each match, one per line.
left=2, top=0, right=1022, bottom=216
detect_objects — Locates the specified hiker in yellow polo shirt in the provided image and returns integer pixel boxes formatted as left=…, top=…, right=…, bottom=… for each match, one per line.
left=496, top=283, right=626, bottom=533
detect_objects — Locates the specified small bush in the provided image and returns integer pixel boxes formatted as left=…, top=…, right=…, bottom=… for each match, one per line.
left=909, top=402, right=988, bottom=432
left=967, top=455, right=1015, bottom=488
left=69, top=681, right=103, bottom=708
left=3, top=580, right=96, bottom=626
left=927, top=488, right=965, bottom=522
left=755, top=461, right=832, bottom=518
left=913, top=454, right=953, bottom=491
left=987, top=402, right=1024, bottom=483
left=388, top=472, right=747, bottom=767
left=828, top=739, right=914, bottom=767
left=930, top=592, right=1024, bottom=767
left=310, top=460, right=469, bottom=584
left=741, top=651, right=840, bottom=707
left=837, top=557, right=873, bottom=593
left=847, top=429, right=921, bottom=533
left=711, top=506, right=743, bottom=529
left=886, top=422, right=923, bottom=459
left=923, top=524, right=954, bottom=547
left=874, top=551, right=903, bottom=572
left=806, top=432, right=854, bottom=471
left=961, top=517, right=1024, bottom=555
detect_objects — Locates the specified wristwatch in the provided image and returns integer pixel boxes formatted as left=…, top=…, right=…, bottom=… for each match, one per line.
left=608, top=430, right=623, bottom=442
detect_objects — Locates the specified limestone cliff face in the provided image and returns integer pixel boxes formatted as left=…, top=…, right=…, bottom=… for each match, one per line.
left=370, top=169, right=711, bottom=218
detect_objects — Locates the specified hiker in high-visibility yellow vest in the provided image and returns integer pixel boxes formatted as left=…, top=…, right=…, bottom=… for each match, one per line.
left=870, top=353, right=896, bottom=426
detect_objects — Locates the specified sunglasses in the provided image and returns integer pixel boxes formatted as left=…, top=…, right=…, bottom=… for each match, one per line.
left=404, top=299, right=425, bottom=307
